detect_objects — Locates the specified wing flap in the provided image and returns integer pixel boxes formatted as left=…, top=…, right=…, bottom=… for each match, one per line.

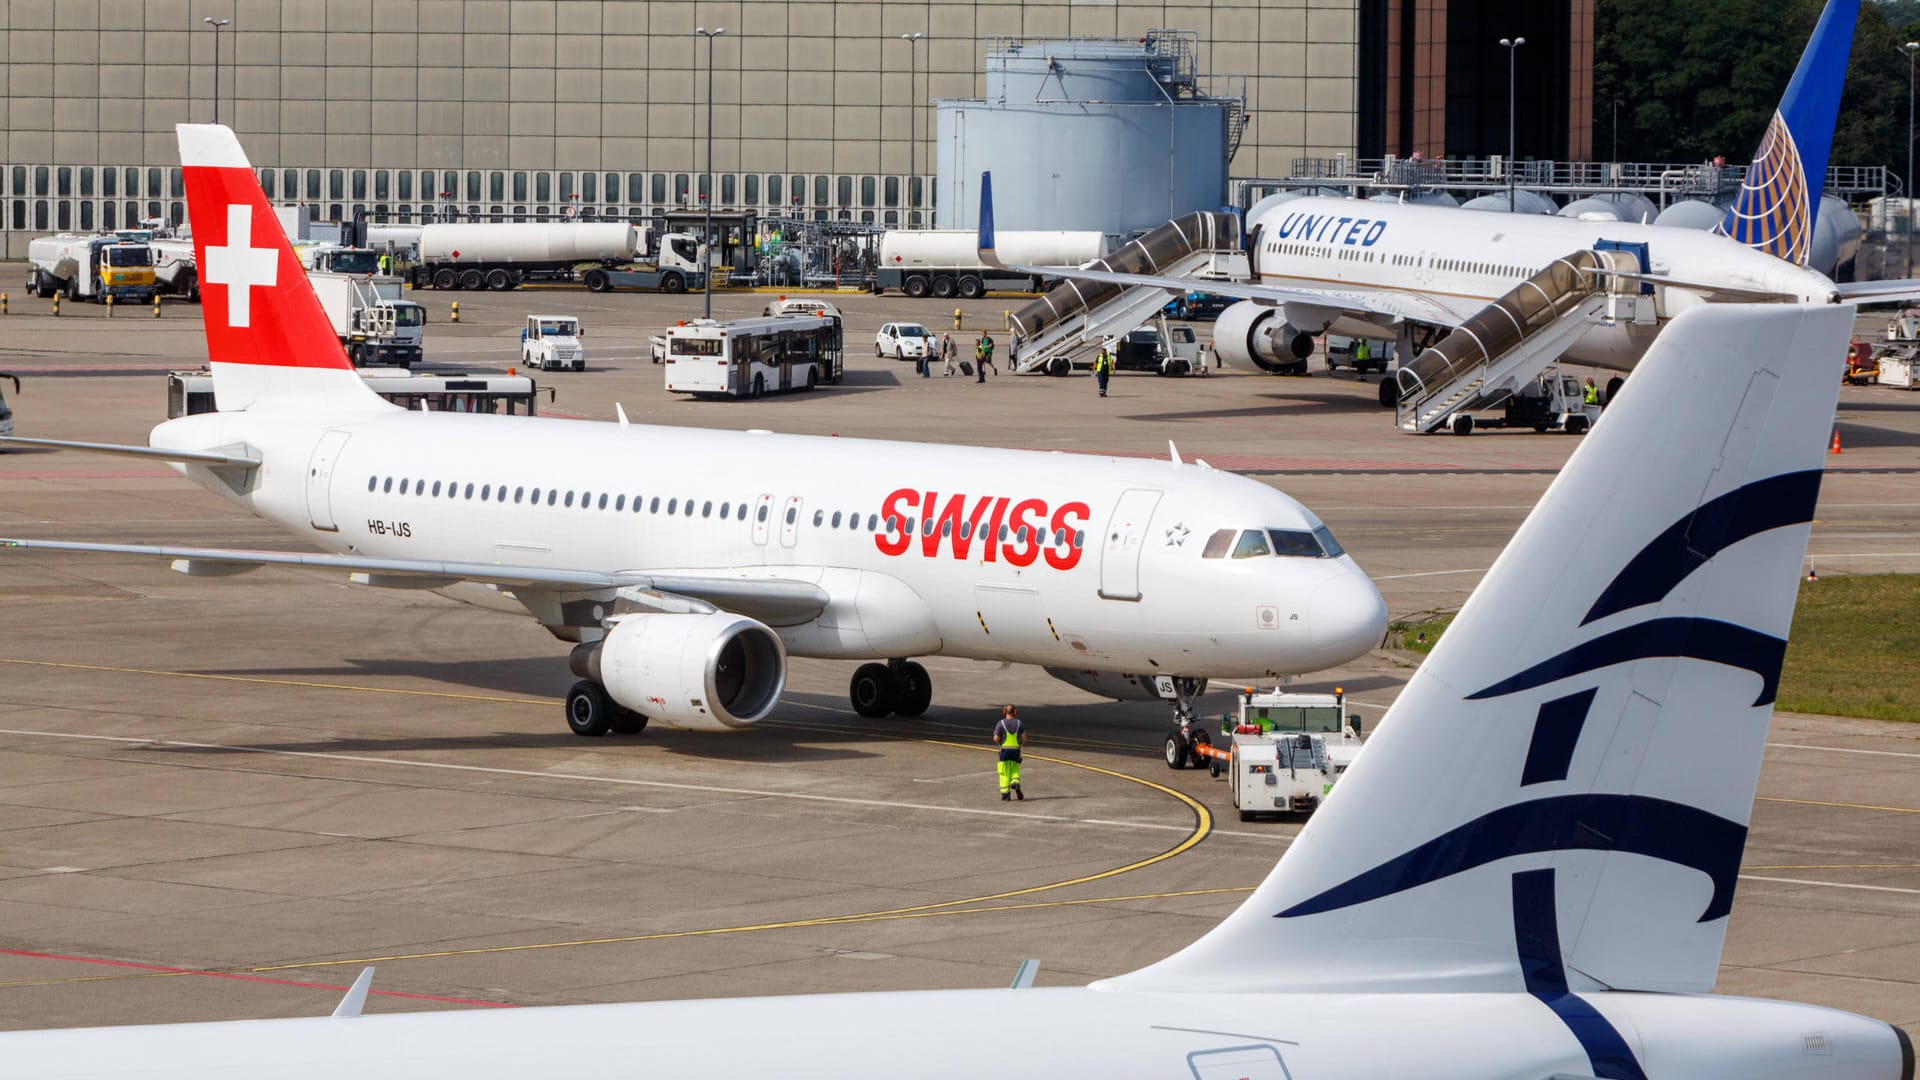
left=996, top=261, right=1464, bottom=326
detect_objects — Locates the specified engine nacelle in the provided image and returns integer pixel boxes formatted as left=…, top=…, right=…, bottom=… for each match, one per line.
left=570, top=612, right=786, bottom=731
left=1211, top=301, right=1316, bottom=373
left=1044, top=667, right=1208, bottom=703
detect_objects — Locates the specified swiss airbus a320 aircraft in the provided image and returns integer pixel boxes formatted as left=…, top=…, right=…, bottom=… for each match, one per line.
left=1000, top=0, right=1920, bottom=390
left=0, top=302, right=1907, bottom=1079
left=0, top=124, right=1386, bottom=741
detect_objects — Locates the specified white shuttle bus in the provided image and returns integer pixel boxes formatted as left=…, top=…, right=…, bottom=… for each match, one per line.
left=663, top=314, right=844, bottom=398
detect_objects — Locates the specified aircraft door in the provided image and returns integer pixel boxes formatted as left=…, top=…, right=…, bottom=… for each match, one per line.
left=305, top=429, right=352, bottom=532
left=1098, top=488, right=1163, bottom=601
left=779, top=495, right=804, bottom=548
left=751, top=493, right=774, bottom=545
left=1186, top=1045, right=1291, bottom=1080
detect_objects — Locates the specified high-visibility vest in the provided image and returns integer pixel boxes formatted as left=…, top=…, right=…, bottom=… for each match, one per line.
left=997, top=719, right=1023, bottom=748
left=1584, top=384, right=1599, bottom=405
left=1095, top=351, right=1111, bottom=373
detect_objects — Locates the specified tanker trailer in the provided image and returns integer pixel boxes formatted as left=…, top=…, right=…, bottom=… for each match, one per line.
left=411, top=222, right=645, bottom=290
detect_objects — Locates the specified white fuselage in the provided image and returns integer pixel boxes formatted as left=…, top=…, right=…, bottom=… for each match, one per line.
left=1250, top=197, right=1841, bottom=370
left=151, top=405, right=1386, bottom=678
left=0, top=984, right=1903, bottom=1080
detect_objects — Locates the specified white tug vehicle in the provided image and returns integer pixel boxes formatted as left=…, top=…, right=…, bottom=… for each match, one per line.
left=1181, top=688, right=1367, bottom=821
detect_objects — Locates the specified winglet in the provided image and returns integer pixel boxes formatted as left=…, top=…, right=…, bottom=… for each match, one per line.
left=1010, top=958, right=1040, bottom=989
left=977, top=172, right=1006, bottom=270
left=331, top=966, right=375, bottom=1018
left=1168, top=440, right=1183, bottom=466
left=616, top=402, right=630, bottom=428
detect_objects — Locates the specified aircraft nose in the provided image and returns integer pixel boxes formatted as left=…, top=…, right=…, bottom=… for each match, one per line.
left=1308, top=566, right=1388, bottom=664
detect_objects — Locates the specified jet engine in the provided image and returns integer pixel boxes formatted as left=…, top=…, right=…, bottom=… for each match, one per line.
left=1210, top=301, right=1316, bottom=374
left=1044, top=667, right=1207, bottom=702
left=569, top=612, right=786, bottom=731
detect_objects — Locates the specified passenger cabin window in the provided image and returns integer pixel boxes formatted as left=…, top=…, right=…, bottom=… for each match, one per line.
left=1231, top=530, right=1272, bottom=559
left=1200, top=529, right=1235, bottom=559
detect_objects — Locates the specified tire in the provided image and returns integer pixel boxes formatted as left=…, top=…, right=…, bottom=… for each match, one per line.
left=902, top=275, right=930, bottom=299
left=583, top=269, right=610, bottom=292
left=798, top=365, right=815, bottom=391
left=751, top=373, right=766, bottom=399
left=1379, top=378, right=1400, bottom=408
left=459, top=269, right=485, bottom=291
left=893, top=661, right=932, bottom=717
left=1452, top=414, right=1475, bottom=436
left=1209, top=758, right=1223, bottom=778
left=850, top=663, right=896, bottom=718
left=1566, top=415, right=1589, bottom=435
left=1188, top=728, right=1213, bottom=770
left=875, top=342, right=885, bottom=357
left=1048, top=356, right=1071, bottom=377
left=485, top=268, right=513, bottom=291
left=661, top=272, right=686, bottom=294
left=347, top=343, right=363, bottom=366
left=609, top=707, right=649, bottom=735
left=1164, top=729, right=1191, bottom=770
left=931, top=276, right=957, bottom=299
left=432, top=268, right=457, bottom=290
left=957, top=274, right=984, bottom=300
left=1239, top=809, right=1256, bottom=822
left=565, top=680, right=614, bottom=737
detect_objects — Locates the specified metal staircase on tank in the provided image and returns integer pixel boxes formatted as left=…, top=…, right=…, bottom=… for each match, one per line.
left=1393, top=249, right=1646, bottom=434
left=1010, top=211, right=1243, bottom=376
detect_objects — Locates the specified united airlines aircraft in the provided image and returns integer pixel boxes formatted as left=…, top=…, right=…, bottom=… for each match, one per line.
left=0, top=295, right=1908, bottom=1079
left=0, top=124, right=1387, bottom=741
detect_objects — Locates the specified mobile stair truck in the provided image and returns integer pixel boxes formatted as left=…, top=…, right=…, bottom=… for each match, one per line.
left=297, top=244, right=426, bottom=367
left=26, top=235, right=159, bottom=303
left=1184, top=688, right=1368, bottom=821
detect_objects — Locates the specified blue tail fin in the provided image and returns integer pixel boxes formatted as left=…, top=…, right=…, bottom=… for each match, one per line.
left=975, top=172, right=998, bottom=266
left=1715, top=0, right=1859, bottom=265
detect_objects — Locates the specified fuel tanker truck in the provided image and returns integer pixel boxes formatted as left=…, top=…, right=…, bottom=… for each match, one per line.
left=873, top=229, right=1106, bottom=299
left=25, top=234, right=159, bottom=303
left=408, top=222, right=704, bottom=292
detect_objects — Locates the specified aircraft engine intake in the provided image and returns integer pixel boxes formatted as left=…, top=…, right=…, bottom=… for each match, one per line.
left=1044, top=667, right=1207, bottom=702
left=570, top=612, right=786, bottom=731
left=1211, top=301, right=1316, bottom=373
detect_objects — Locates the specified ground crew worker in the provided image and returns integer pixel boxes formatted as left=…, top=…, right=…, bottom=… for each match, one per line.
left=1583, top=376, right=1600, bottom=406
left=1353, top=337, right=1371, bottom=371
left=377, top=251, right=392, bottom=275
left=1093, top=341, right=1114, bottom=397
left=993, top=705, right=1026, bottom=800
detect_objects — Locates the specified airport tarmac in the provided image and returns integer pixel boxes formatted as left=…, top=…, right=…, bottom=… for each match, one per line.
left=0, top=288, right=1916, bottom=1032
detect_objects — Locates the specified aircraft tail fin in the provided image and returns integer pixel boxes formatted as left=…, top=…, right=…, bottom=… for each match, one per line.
left=1713, top=0, right=1859, bottom=266
left=177, top=124, right=388, bottom=413
left=1103, top=301, right=1850, bottom=999
left=976, top=172, right=1006, bottom=270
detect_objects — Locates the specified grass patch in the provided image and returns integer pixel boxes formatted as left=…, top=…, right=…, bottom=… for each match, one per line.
left=1385, top=611, right=1454, bottom=654
left=1778, top=574, right=1920, bottom=723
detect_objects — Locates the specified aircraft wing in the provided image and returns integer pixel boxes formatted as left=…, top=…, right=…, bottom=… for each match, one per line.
left=0, top=538, right=830, bottom=622
left=997, top=261, right=1465, bottom=327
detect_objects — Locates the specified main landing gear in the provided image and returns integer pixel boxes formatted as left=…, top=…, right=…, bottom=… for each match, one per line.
left=849, top=658, right=933, bottom=719
left=1159, top=676, right=1214, bottom=771
left=564, top=679, right=649, bottom=737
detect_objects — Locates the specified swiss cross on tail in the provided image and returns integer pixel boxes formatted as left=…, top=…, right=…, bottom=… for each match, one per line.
left=178, top=123, right=352, bottom=374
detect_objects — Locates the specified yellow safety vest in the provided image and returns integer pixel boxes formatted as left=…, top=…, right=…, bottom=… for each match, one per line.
left=999, top=721, right=1022, bottom=748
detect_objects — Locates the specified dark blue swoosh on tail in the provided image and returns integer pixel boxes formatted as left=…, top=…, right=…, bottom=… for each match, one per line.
left=1467, top=617, right=1786, bottom=707
left=1513, top=869, right=1651, bottom=1080
left=1583, top=470, right=1823, bottom=625
left=1276, top=793, right=1746, bottom=922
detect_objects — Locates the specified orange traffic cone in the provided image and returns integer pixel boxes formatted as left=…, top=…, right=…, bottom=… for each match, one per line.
left=1829, top=429, right=1843, bottom=454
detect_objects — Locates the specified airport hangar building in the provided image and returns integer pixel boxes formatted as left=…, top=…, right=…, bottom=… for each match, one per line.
left=0, top=0, right=1592, bottom=258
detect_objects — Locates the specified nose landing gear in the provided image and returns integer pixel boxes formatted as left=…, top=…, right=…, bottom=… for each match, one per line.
left=849, top=659, right=933, bottom=719
left=1159, top=676, right=1212, bottom=770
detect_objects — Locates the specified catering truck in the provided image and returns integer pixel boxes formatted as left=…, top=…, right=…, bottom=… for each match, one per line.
left=25, top=234, right=159, bottom=303
left=872, top=229, right=1106, bottom=299
left=407, top=222, right=704, bottom=293
left=297, top=243, right=426, bottom=366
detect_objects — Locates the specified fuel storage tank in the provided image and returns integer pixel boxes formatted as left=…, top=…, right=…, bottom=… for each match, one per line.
left=936, top=32, right=1244, bottom=236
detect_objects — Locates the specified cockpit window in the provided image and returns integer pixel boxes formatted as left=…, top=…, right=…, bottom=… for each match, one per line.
left=1200, top=529, right=1234, bottom=559
left=1231, top=530, right=1271, bottom=559
left=1268, top=529, right=1325, bottom=558
left=1314, top=525, right=1345, bottom=557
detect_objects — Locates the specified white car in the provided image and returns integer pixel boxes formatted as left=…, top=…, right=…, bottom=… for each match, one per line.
left=875, top=322, right=932, bottom=360
left=522, top=314, right=585, bottom=372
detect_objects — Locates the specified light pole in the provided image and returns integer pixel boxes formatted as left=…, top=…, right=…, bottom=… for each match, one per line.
left=901, top=32, right=923, bottom=221
left=1905, top=42, right=1918, bottom=276
left=1499, top=36, right=1525, bottom=211
left=1611, top=97, right=1621, bottom=164
left=203, top=17, right=231, bottom=125
left=695, top=26, right=725, bottom=319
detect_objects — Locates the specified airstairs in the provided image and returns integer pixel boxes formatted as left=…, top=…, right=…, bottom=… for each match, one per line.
left=1393, top=249, right=1647, bottom=434
left=1009, top=211, right=1242, bottom=375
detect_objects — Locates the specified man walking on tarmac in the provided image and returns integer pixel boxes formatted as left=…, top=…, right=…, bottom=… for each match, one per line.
left=993, top=705, right=1026, bottom=800
left=1093, top=340, right=1115, bottom=397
